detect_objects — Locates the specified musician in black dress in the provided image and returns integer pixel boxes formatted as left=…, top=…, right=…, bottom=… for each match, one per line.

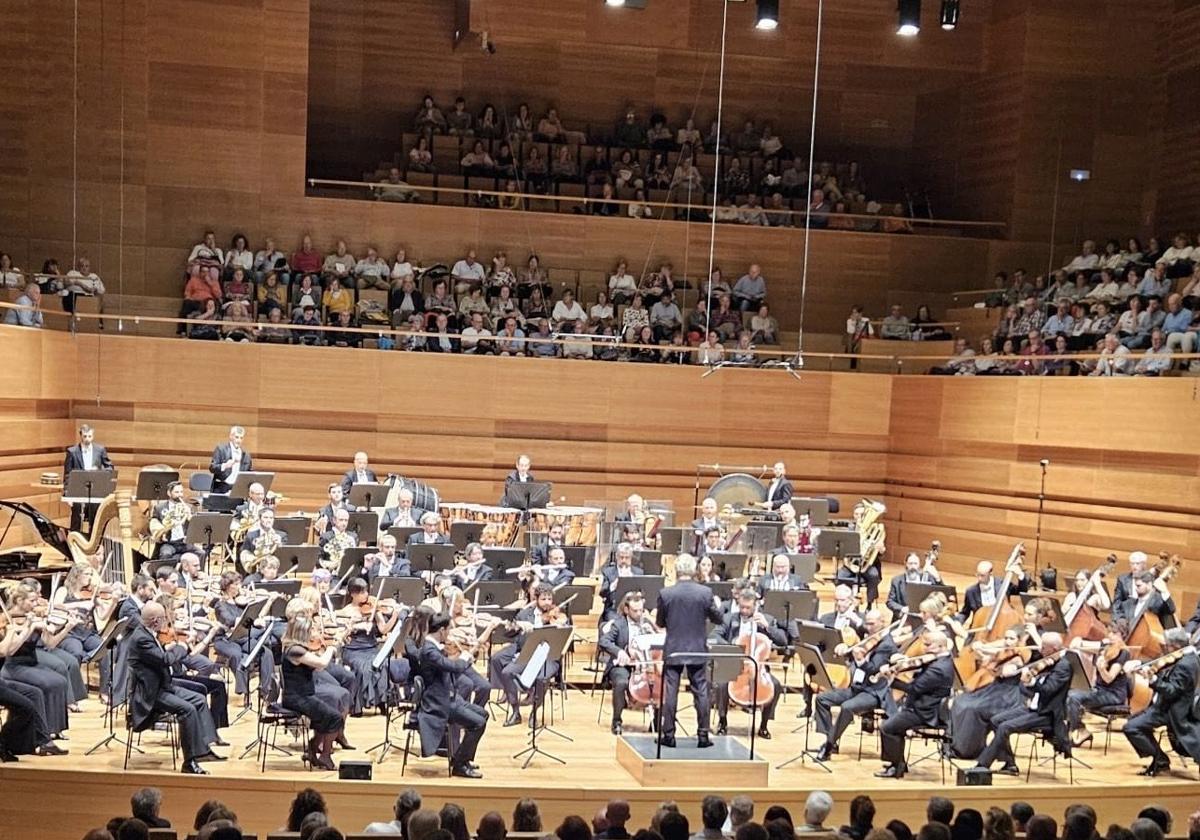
left=709, top=591, right=787, bottom=739
left=1065, top=621, right=1131, bottom=748
left=813, top=609, right=898, bottom=761
left=52, top=561, right=115, bottom=697
left=1, top=588, right=72, bottom=740
left=1121, top=627, right=1200, bottom=776
left=597, top=593, right=656, bottom=735
left=599, top=543, right=643, bottom=622
left=211, top=572, right=277, bottom=703
left=948, top=625, right=1031, bottom=760
left=875, top=629, right=955, bottom=779
left=971, top=632, right=1073, bottom=776
left=280, top=614, right=345, bottom=770
left=0, top=611, right=67, bottom=757
left=337, top=577, right=401, bottom=715
left=418, top=612, right=489, bottom=778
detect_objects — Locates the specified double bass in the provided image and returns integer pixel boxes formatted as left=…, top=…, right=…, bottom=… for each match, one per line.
left=954, top=543, right=1025, bottom=682
left=1064, top=556, right=1115, bottom=643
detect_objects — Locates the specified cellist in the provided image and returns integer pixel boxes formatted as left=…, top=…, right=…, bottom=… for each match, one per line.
left=708, top=590, right=786, bottom=739
left=597, top=592, right=656, bottom=735
left=1066, top=619, right=1131, bottom=748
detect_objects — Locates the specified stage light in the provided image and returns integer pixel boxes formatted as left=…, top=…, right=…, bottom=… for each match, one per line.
left=756, top=0, right=779, bottom=30
left=897, top=0, right=921, bottom=36
left=605, top=0, right=625, bottom=6
left=940, top=0, right=959, bottom=30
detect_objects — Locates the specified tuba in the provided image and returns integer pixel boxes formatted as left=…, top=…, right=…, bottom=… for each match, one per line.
left=845, top=499, right=887, bottom=574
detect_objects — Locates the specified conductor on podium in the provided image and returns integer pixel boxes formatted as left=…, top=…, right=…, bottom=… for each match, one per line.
left=655, top=553, right=723, bottom=748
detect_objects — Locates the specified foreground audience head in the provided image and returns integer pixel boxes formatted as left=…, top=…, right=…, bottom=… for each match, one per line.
left=440, top=804, right=470, bottom=840
left=1130, top=821, right=1165, bottom=840
left=658, top=812, right=690, bottom=840
left=130, top=788, right=163, bottom=824
left=928, top=799, right=956, bottom=827
left=558, top=816, right=593, bottom=840
left=408, top=810, right=443, bottom=840
left=1136, top=808, right=1171, bottom=835
left=477, top=813, right=507, bottom=840
left=300, top=812, right=329, bottom=840
left=118, top=821, right=149, bottom=840
left=886, top=822, right=914, bottom=840
left=702, top=796, right=729, bottom=830
left=918, top=824, right=951, bottom=840
left=735, top=825, right=768, bottom=840
left=951, top=810, right=983, bottom=840
left=1009, top=804, right=1033, bottom=832
left=730, top=796, right=755, bottom=829
left=1024, top=815, right=1057, bottom=840
left=512, top=799, right=542, bottom=833
left=983, top=808, right=1013, bottom=840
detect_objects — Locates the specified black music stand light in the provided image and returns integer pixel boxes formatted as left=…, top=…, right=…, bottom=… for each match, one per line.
left=613, top=575, right=666, bottom=610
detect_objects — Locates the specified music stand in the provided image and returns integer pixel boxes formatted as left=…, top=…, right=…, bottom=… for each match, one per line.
left=274, top=516, right=311, bottom=545
left=781, top=554, right=818, bottom=585
left=348, top=511, right=379, bottom=545
left=277, top=545, right=320, bottom=575
left=465, top=579, right=520, bottom=607
left=632, top=550, right=663, bottom=576
left=483, top=546, right=527, bottom=573
left=657, top=527, right=684, bottom=555
left=227, top=471, right=275, bottom=500
left=763, top=590, right=819, bottom=625
left=374, top=576, right=424, bottom=607
left=63, top=469, right=116, bottom=516
left=790, top=497, right=831, bottom=526
left=512, top=625, right=574, bottom=768
left=706, top=552, right=748, bottom=578
left=817, top=529, right=860, bottom=562
left=238, top=616, right=287, bottom=756
left=450, top=520, right=487, bottom=550
left=389, top=525, right=422, bottom=545
left=367, top=612, right=414, bottom=763
left=186, top=513, right=231, bottom=563
left=905, top=582, right=959, bottom=610
left=613, top=575, right=665, bottom=610
left=84, top=616, right=133, bottom=755
left=407, top=543, right=457, bottom=579
left=227, top=599, right=268, bottom=644
left=255, top=579, right=301, bottom=597
left=553, top=583, right=595, bottom=619
left=709, top=581, right=735, bottom=604
left=505, top=481, right=551, bottom=511
left=796, top=621, right=844, bottom=656
left=135, top=469, right=178, bottom=502
left=560, top=545, right=591, bottom=570
left=779, top=643, right=834, bottom=772
left=338, top=547, right=373, bottom=580
left=348, top=482, right=390, bottom=510
left=1020, top=592, right=1067, bottom=633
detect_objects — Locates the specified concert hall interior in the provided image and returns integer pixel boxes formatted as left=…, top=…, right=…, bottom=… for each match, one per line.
left=2, top=1, right=1200, bottom=839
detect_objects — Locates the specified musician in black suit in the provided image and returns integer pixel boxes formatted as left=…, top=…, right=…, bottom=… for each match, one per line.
left=538, top=546, right=576, bottom=588
left=340, top=451, right=379, bottom=496
left=885, top=553, right=941, bottom=615
left=772, top=523, right=814, bottom=558
left=318, top=509, right=359, bottom=571
left=655, top=554, right=724, bottom=748
left=418, top=613, right=488, bottom=778
left=530, top=522, right=567, bottom=565
left=364, top=534, right=413, bottom=581
left=875, top=630, right=955, bottom=778
left=63, top=423, right=114, bottom=532
left=488, top=583, right=569, bottom=727
left=1122, top=627, right=1200, bottom=775
left=709, top=591, right=787, bottom=738
left=756, top=553, right=809, bottom=598
left=614, top=494, right=646, bottom=523
left=1184, top=594, right=1200, bottom=636
left=972, top=632, right=1073, bottom=776
left=208, top=425, right=252, bottom=495
left=501, top=454, right=536, bottom=506
left=814, top=609, right=898, bottom=761
left=956, top=559, right=1031, bottom=624
left=315, top=483, right=358, bottom=535
left=239, top=507, right=287, bottom=566
left=759, top=462, right=794, bottom=511
left=820, top=585, right=865, bottom=638
left=690, top=497, right=721, bottom=554
left=1111, top=551, right=1148, bottom=617
left=380, top=491, right=427, bottom=531
left=598, top=592, right=656, bottom=735
left=599, top=543, right=644, bottom=621
left=128, top=602, right=223, bottom=775
left=1114, top=570, right=1176, bottom=627
left=449, top=542, right=492, bottom=589
left=407, top=512, right=450, bottom=546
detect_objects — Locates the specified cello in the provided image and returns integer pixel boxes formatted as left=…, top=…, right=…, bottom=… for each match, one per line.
left=954, top=543, right=1025, bottom=682
left=1063, top=556, right=1115, bottom=644
left=728, top=614, right=777, bottom=709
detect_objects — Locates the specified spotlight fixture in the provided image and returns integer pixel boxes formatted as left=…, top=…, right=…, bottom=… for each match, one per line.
left=940, top=0, right=959, bottom=30
left=756, top=0, right=779, bottom=30
left=605, top=0, right=625, bottom=6
left=897, top=0, right=921, bottom=36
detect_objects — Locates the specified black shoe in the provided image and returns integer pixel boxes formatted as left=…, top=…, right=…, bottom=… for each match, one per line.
left=452, top=764, right=483, bottom=779
left=795, top=706, right=811, bottom=719
left=757, top=726, right=771, bottom=740
left=1138, top=762, right=1169, bottom=777
left=195, top=751, right=227, bottom=762
left=0, top=748, right=17, bottom=762
left=659, top=736, right=677, bottom=749
left=716, top=719, right=728, bottom=736
left=503, top=710, right=522, bottom=727
left=874, top=763, right=907, bottom=779
left=696, top=735, right=714, bottom=749
left=335, top=734, right=356, bottom=750
left=997, top=763, right=1020, bottom=776
left=815, top=743, right=837, bottom=762
left=182, top=759, right=209, bottom=775
left=34, top=743, right=68, bottom=757
left=435, top=747, right=450, bottom=758
left=611, top=722, right=623, bottom=736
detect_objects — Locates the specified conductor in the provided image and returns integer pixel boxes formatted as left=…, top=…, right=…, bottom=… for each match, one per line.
left=655, top=553, right=723, bottom=749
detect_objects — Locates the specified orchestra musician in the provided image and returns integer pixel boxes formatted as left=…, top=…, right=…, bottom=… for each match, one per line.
left=1066, top=620, right=1130, bottom=748
left=52, top=561, right=117, bottom=696
left=835, top=502, right=885, bottom=608
left=756, top=553, right=809, bottom=597
left=365, top=534, right=412, bottom=581
left=62, top=423, right=114, bottom=533
left=599, top=543, right=643, bottom=621
left=710, top=591, right=786, bottom=739
left=231, top=482, right=268, bottom=543
left=955, top=559, right=1030, bottom=624
left=444, top=589, right=499, bottom=706
left=153, top=593, right=230, bottom=738
left=655, top=554, right=723, bottom=749
left=0, top=611, right=64, bottom=758
left=240, top=507, right=286, bottom=572
left=820, top=584, right=865, bottom=638
left=319, top=509, right=360, bottom=572
left=758, top=462, right=794, bottom=511
left=1111, top=551, right=1148, bottom=617
left=10, top=580, right=88, bottom=709
left=177, top=552, right=205, bottom=591
left=340, top=451, right=378, bottom=495
left=697, top=555, right=724, bottom=585
left=501, top=454, right=536, bottom=506
left=614, top=494, right=646, bottom=523
left=242, top=554, right=283, bottom=588
left=209, top=425, right=252, bottom=496
left=407, top=512, right=450, bottom=547
left=1121, top=627, right=1200, bottom=776
left=531, top=522, right=567, bottom=564
left=773, top=522, right=814, bottom=558
left=1063, top=568, right=1112, bottom=615
left=489, top=582, right=569, bottom=727
left=1, top=588, right=72, bottom=747
left=875, top=629, right=955, bottom=779
left=151, top=481, right=195, bottom=561
left=597, top=592, right=656, bottom=735
left=690, top=497, right=721, bottom=554
left=885, top=552, right=942, bottom=615
left=971, top=631, right=1073, bottom=777
left=947, top=624, right=1034, bottom=760
left=279, top=613, right=347, bottom=770
left=337, top=578, right=402, bottom=716
left=291, top=590, right=361, bottom=740
left=211, top=571, right=277, bottom=702
left=697, top=527, right=724, bottom=560
left=450, top=542, right=493, bottom=589
left=812, top=608, right=899, bottom=762
left=152, top=568, right=221, bottom=675
left=1115, top=570, right=1176, bottom=627
left=538, top=546, right=576, bottom=588
left=128, top=601, right=225, bottom=774
left=380, top=487, right=425, bottom=531
left=417, top=612, right=488, bottom=778
left=316, top=483, right=358, bottom=535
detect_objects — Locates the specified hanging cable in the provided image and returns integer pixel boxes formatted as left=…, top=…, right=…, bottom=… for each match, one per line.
left=795, top=0, right=824, bottom=362
left=702, top=0, right=731, bottom=347
left=72, top=0, right=79, bottom=266
left=117, top=0, right=127, bottom=334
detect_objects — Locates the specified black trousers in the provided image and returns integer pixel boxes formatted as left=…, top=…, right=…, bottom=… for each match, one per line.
left=661, top=662, right=710, bottom=740
left=610, top=666, right=632, bottom=723
left=1066, top=686, right=1123, bottom=731
left=69, top=502, right=100, bottom=534
left=816, top=685, right=882, bottom=746
left=1123, top=706, right=1172, bottom=764
left=447, top=699, right=487, bottom=766
left=836, top=565, right=882, bottom=607
left=716, top=674, right=782, bottom=725
left=975, top=706, right=1050, bottom=768
left=456, top=667, right=490, bottom=707
left=151, top=685, right=211, bottom=761
left=175, top=672, right=229, bottom=730
left=0, top=678, right=50, bottom=754
left=491, top=645, right=559, bottom=708
left=880, top=707, right=925, bottom=766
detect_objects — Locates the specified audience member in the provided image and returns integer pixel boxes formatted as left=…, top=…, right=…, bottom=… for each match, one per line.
left=288, top=788, right=329, bottom=833
left=409, top=810, right=443, bottom=840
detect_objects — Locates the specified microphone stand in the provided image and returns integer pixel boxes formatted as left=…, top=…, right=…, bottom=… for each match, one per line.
left=1033, top=460, right=1048, bottom=580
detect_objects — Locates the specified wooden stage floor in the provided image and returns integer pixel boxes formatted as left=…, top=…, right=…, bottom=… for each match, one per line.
left=1, top=681, right=1198, bottom=840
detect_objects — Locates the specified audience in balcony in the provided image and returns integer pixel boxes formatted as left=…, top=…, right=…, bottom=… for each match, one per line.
left=3, top=282, right=43, bottom=328
left=880, top=304, right=911, bottom=340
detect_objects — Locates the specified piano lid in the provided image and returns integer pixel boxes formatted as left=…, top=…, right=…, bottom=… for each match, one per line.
left=0, top=499, right=72, bottom=562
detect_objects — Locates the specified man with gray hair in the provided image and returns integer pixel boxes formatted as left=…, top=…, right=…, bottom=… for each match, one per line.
left=655, top=553, right=724, bottom=749
left=600, top=542, right=644, bottom=620
left=1122, top=627, right=1200, bottom=776
left=798, top=791, right=833, bottom=833
left=209, top=425, right=252, bottom=494
left=727, top=796, right=755, bottom=837
left=363, top=788, right=422, bottom=837
left=131, top=788, right=170, bottom=828
left=972, top=631, right=1073, bottom=776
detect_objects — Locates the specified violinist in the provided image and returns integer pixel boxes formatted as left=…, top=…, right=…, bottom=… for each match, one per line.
left=12, top=580, right=88, bottom=710
left=875, top=629, right=955, bottom=778
left=971, top=631, right=1073, bottom=777
left=598, top=592, right=656, bottom=735
left=709, top=592, right=786, bottom=739
left=813, top=609, right=899, bottom=762
left=421, top=575, right=455, bottom=613
left=279, top=613, right=347, bottom=770
left=956, top=559, right=1029, bottom=624
left=155, top=586, right=222, bottom=679
left=1066, top=619, right=1130, bottom=748
left=948, top=625, right=1033, bottom=761
left=0, top=590, right=71, bottom=751
left=756, top=553, right=809, bottom=597
left=294, top=589, right=361, bottom=741
left=1121, top=626, right=1200, bottom=775
left=0, top=607, right=64, bottom=758
left=820, top=585, right=865, bottom=638
left=177, top=553, right=205, bottom=591
left=417, top=612, right=488, bottom=779
left=365, top=534, right=412, bottom=582
left=885, top=552, right=941, bottom=615
left=1063, top=568, right=1112, bottom=615
left=489, top=582, right=569, bottom=727
left=445, top=589, right=499, bottom=706
left=211, top=571, right=277, bottom=703
left=52, top=562, right=114, bottom=696
left=337, top=577, right=402, bottom=716
left=599, top=543, right=644, bottom=621
left=538, top=546, right=576, bottom=588
left=1115, top=569, right=1176, bottom=627
left=153, top=593, right=230, bottom=740
left=450, top=542, right=493, bottom=589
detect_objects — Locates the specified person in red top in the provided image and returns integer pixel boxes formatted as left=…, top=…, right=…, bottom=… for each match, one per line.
left=1016, top=329, right=1050, bottom=375
left=291, top=234, right=322, bottom=277
left=179, top=264, right=224, bottom=331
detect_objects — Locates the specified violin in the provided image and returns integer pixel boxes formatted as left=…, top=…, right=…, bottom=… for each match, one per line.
left=870, top=651, right=947, bottom=684
left=847, top=609, right=908, bottom=659
left=1014, top=646, right=1068, bottom=679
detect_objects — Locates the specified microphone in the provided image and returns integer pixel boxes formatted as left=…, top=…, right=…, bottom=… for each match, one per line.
left=1039, top=459, right=1050, bottom=467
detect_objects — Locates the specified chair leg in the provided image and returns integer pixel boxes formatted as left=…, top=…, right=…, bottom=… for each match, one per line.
left=401, top=727, right=413, bottom=776
left=170, top=718, right=178, bottom=771
left=123, top=724, right=133, bottom=770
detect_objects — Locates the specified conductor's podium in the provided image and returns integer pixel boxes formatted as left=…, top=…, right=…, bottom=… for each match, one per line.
left=616, top=733, right=769, bottom=786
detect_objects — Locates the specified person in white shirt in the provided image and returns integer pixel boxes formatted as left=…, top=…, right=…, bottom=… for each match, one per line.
left=322, top=240, right=356, bottom=282
left=551, top=290, right=586, bottom=329
left=460, top=312, right=493, bottom=354
left=253, top=238, right=288, bottom=283
left=389, top=248, right=415, bottom=288
left=353, top=246, right=390, bottom=291
left=1090, top=332, right=1131, bottom=376
left=1116, top=295, right=1148, bottom=337
left=697, top=331, right=724, bottom=366
left=738, top=195, right=769, bottom=227
left=224, top=233, right=253, bottom=276
left=187, top=231, right=224, bottom=266
left=1161, top=234, right=1194, bottom=268
left=1134, top=328, right=1173, bottom=376
left=608, top=261, right=638, bottom=304
left=64, top=257, right=107, bottom=306
left=451, top=250, right=487, bottom=296
left=1061, top=240, right=1099, bottom=274
left=561, top=320, right=593, bottom=360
